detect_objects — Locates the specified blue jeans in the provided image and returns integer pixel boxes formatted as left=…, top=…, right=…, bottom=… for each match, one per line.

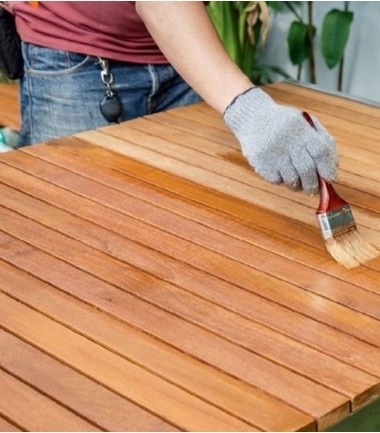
left=19, top=42, right=201, bottom=146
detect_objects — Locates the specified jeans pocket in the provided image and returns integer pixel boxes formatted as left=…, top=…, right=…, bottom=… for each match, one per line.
left=22, top=42, right=92, bottom=76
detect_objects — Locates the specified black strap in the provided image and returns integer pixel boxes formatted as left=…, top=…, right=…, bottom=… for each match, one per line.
left=0, top=7, right=24, bottom=80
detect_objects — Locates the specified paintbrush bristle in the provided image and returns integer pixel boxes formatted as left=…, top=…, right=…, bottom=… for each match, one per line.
left=302, top=111, right=378, bottom=268
left=325, top=230, right=379, bottom=269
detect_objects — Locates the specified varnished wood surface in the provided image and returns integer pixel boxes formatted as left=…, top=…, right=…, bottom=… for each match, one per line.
left=0, top=83, right=20, bottom=130
left=0, top=82, right=380, bottom=431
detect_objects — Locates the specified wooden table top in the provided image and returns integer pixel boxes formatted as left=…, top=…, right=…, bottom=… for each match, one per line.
left=0, top=83, right=20, bottom=130
left=0, top=82, right=380, bottom=432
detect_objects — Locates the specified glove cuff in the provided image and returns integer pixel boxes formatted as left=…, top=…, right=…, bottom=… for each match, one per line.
left=223, top=87, right=275, bottom=131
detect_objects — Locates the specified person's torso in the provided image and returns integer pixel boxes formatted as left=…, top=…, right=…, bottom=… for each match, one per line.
left=10, top=1, right=168, bottom=63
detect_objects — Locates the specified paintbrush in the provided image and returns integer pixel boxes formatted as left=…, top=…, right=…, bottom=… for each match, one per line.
left=303, top=111, right=379, bottom=268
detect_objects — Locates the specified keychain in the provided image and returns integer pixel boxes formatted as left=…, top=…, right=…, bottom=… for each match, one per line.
left=98, top=57, right=122, bottom=123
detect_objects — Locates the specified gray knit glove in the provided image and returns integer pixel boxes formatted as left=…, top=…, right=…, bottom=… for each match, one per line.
left=224, top=87, right=338, bottom=195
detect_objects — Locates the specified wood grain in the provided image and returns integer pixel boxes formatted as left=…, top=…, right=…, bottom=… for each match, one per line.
left=0, top=261, right=314, bottom=432
left=75, top=126, right=380, bottom=248
left=0, top=368, right=100, bottom=432
left=0, top=330, right=177, bottom=432
left=0, top=292, right=259, bottom=432
left=0, top=83, right=20, bottom=130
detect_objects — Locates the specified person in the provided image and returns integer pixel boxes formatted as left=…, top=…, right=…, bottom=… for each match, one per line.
left=9, top=1, right=338, bottom=196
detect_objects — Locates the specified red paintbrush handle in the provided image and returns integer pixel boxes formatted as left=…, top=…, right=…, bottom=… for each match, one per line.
left=317, top=176, right=347, bottom=213
left=302, top=112, right=347, bottom=214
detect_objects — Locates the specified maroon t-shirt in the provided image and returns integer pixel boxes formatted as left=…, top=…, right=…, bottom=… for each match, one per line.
left=10, top=1, right=169, bottom=64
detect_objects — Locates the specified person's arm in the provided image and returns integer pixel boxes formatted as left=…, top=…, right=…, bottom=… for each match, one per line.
left=136, top=1, right=338, bottom=196
left=135, top=1, right=252, bottom=114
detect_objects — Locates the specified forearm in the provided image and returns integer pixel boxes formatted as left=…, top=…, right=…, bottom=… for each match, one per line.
left=135, top=1, right=253, bottom=114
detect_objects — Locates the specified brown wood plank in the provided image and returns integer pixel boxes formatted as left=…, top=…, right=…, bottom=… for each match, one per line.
left=2, top=153, right=380, bottom=324
left=0, top=416, right=20, bottom=432
left=0, top=368, right=100, bottom=432
left=149, top=108, right=236, bottom=148
left=0, top=83, right=20, bottom=130
left=1, top=156, right=380, bottom=325
left=0, top=199, right=377, bottom=407
left=3, top=156, right=378, bottom=382
left=262, top=89, right=380, bottom=155
left=0, top=330, right=177, bottom=432
left=136, top=112, right=380, bottom=201
left=1, top=81, right=380, bottom=432
left=0, top=230, right=347, bottom=428
left=112, top=115, right=380, bottom=207
left=6, top=143, right=380, bottom=283
left=9, top=148, right=378, bottom=291
left=140, top=114, right=380, bottom=202
left=0, top=292, right=258, bottom=432
left=0, top=261, right=315, bottom=432
left=34, top=137, right=380, bottom=274
left=150, top=101, right=380, bottom=191
left=13, top=141, right=327, bottom=249
left=265, top=82, right=380, bottom=126
left=74, top=128, right=380, bottom=247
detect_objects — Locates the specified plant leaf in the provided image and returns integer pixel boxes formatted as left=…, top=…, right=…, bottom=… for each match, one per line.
left=266, top=1, right=284, bottom=12
left=321, top=9, right=354, bottom=69
left=287, top=21, right=309, bottom=65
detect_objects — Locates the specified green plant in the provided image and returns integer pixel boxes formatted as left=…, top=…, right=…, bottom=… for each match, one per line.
left=321, top=2, right=353, bottom=90
left=284, top=1, right=354, bottom=90
left=207, top=1, right=289, bottom=84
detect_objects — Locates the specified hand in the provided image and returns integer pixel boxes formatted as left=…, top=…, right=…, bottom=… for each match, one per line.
left=223, top=87, right=338, bottom=195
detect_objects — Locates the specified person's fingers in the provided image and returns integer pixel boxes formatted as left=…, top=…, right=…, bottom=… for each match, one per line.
left=291, top=149, right=319, bottom=196
left=280, top=158, right=302, bottom=191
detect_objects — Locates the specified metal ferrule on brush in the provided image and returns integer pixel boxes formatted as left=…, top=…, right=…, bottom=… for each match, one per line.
left=317, top=205, right=357, bottom=240
left=302, top=111, right=379, bottom=268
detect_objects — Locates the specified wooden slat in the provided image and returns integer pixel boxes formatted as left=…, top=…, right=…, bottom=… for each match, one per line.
left=1, top=82, right=380, bottom=432
left=265, top=82, right=380, bottom=127
left=0, top=154, right=378, bottom=414
left=7, top=147, right=378, bottom=308
left=136, top=113, right=380, bottom=205
left=0, top=83, right=20, bottom=130
left=0, top=330, right=177, bottom=432
left=0, top=292, right=258, bottom=432
left=0, top=416, right=20, bottom=432
left=0, top=232, right=339, bottom=427
left=0, top=369, right=100, bottom=432
left=0, top=261, right=315, bottom=432
left=1, top=160, right=380, bottom=341
left=0, top=220, right=349, bottom=427
left=74, top=127, right=380, bottom=248
left=0, top=184, right=378, bottom=404
left=1, top=151, right=380, bottom=330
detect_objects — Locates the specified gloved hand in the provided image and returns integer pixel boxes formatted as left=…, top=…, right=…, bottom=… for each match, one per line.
left=223, top=87, right=338, bottom=195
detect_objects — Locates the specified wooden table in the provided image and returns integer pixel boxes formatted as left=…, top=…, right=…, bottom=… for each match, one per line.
left=0, top=83, right=20, bottom=130
left=0, top=82, right=380, bottom=432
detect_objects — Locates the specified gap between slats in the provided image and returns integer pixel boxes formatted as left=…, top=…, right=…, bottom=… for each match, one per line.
left=0, top=241, right=341, bottom=430
left=26, top=138, right=380, bottom=282
left=2, top=164, right=380, bottom=410
left=0, top=265, right=318, bottom=432
left=1, top=151, right=380, bottom=316
left=123, top=115, right=380, bottom=210
left=1, top=156, right=380, bottom=325
left=0, top=292, right=261, bottom=432
left=0, top=366, right=101, bottom=432
left=0, top=329, right=178, bottom=432
left=76, top=128, right=380, bottom=248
